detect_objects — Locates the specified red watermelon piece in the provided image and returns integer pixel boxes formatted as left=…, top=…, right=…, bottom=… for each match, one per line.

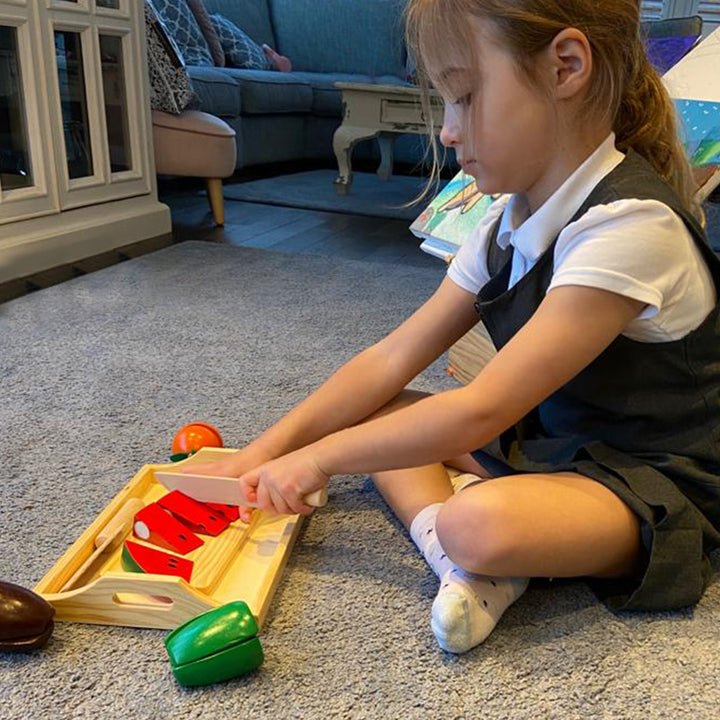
left=158, top=490, right=230, bottom=536
left=121, top=540, right=193, bottom=582
left=205, top=502, right=240, bottom=522
left=133, top=502, right=204, bottom=554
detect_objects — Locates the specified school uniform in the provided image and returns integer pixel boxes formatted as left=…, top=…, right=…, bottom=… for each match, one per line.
left=447, top=132, right=720, bottom=612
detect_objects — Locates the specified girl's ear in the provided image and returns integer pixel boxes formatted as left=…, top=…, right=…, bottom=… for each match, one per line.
left=548, top=27, right=593, bottom=101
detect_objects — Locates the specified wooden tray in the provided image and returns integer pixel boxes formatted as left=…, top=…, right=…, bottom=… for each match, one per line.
left=34, top=448, right=304, bottom=630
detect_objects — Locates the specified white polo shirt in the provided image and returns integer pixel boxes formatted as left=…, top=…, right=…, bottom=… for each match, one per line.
left=447, top=132, right=716, bottom=342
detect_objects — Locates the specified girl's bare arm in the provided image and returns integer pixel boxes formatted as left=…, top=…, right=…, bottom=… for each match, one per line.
left=311, top=285, right=646, bottom=475
left=254, top=276, right=480, bottom=458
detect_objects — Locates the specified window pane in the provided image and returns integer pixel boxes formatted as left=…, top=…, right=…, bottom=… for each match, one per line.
left=97, top=1, right=121, bottom=8
left=55, top=30, right=94, bottom=179
left=100, top=34, right=131, bottom=173
left=0, top=26, right=33, bottom=191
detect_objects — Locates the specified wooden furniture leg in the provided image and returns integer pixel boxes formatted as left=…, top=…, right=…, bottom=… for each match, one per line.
left=332, top=124, right=380, bottom=195
left=377, top=133, right=395, bottom=181
left=205, top=178, right=225, bottom=226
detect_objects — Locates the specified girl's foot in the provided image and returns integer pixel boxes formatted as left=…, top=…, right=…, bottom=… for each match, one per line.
left=431, top=569, right=529, bottom=653
left=261, top=44, right=292, bottom=72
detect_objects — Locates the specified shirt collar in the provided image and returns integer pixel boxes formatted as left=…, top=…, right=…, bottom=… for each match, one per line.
left=494, top=132, right=625, bottom=261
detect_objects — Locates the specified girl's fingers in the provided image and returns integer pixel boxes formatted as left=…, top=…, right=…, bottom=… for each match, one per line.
left=286, top=492, right=315, bottom=516
left=268, top=487, right=293, bottom=516
left=239, top=474, right=259, bottom=506
left=255, top=479, right=273, bottom=513
left=238, top=506, right=255, bottom=524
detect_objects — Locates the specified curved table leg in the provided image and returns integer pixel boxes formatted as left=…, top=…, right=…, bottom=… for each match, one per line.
left=333, top=124, right=380, bottom=195
left=376, top=133, right=395, bottom=182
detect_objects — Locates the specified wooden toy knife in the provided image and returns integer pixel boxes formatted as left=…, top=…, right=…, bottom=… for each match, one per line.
left=154, top=470, right=328, bottom=510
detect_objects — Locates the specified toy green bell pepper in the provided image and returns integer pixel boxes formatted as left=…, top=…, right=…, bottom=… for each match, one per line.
left=164, top=600, right=264, bottom=687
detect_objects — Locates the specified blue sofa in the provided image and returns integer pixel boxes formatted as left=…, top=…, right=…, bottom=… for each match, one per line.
left=182, top=0, right=457, bottom=172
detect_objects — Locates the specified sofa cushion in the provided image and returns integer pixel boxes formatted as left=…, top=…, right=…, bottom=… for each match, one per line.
left=288, top=72, right=411, bottom=116
left=268, top=0, right=407, bottom=76
left=186, top=0, right=225, bottom=66
left=210, top=13, right=272, bottom=70
left=215, top=68, right=313, bottom=114
left=187, top=66, right=243, bottom=117
left=151, top=0, right=214, bottom=66
left=201, top=0, right=277, bottom=49
left=145, top=0, right=199, bottom=114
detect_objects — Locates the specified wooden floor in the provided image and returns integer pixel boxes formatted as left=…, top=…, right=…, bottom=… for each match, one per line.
left=165, top=173, right=440, bottom=269
left=0, top=161, right=443, bottom=303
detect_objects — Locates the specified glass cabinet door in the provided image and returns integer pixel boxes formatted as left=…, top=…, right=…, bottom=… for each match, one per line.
left=0, top=4, right=60, bottom=227
left=46, top=0, right=151, bottom=209
left=55, top=28, right=95, bottom=180
left=99, top=32, right=131, bottom=174
left=0, top=24, right=33, bottom=190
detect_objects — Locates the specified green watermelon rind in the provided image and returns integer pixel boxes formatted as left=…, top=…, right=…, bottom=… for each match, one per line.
left=121, top=543, right=145, bottom=574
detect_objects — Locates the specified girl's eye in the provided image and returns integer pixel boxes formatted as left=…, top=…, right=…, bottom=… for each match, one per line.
left=453, top=93, right=472, bottom=107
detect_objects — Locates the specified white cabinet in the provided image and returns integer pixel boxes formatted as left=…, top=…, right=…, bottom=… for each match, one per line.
left=0, top=0, right=170, bottom=284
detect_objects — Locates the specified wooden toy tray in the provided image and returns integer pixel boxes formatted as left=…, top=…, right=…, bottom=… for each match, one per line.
left=34, top=448, right=304, bottom=630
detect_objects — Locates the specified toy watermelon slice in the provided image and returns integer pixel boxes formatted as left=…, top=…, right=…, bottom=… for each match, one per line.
left=205, top=502, right=240, bottom=522
left=121, top=540, right=194, bottom=582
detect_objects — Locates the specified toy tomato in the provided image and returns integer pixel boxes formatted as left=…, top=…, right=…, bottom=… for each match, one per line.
left=172, top=422, right=224, bottom=456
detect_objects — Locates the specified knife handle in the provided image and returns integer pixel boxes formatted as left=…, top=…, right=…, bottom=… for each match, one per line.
left=302, top=488, right=328, bottom=508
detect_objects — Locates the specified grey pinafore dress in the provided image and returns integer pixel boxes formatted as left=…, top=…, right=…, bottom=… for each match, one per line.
left=470, top=148, right=720, bottom=611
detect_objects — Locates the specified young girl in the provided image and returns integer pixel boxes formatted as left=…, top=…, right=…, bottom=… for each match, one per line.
left=187, top=0, right=720, bottom=653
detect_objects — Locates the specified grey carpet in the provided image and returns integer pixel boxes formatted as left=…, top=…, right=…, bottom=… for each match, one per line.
left=2, top=241, right=719, bottom=720
left=221, top=169, right=447, bottom=221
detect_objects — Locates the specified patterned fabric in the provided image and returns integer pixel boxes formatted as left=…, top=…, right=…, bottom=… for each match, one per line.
left=185, top=0, right=224, bottom=67
left=145, top=1, right=199, bottom=114
left=151, top=0, right=214, bottom=67
left=210, top=13, right=272, bottom=70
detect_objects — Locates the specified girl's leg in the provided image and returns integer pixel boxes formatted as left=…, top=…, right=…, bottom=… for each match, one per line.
left=435, top=471, right=644, bottom=579
left=429, top=471, right=644, bottom=653
left=356, top=388, right=530, bottom=654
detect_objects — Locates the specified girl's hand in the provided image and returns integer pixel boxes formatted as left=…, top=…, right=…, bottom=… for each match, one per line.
left=176, top=444, right=275, bottom=524
left=239, top=448, right=329, bottom=517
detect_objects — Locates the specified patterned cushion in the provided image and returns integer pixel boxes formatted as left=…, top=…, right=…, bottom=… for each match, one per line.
left=210, top=13, right=272, bottom=70
left=185, top=0, right=224, bottom=67
left=151, top=0, right=214, bottom=67
left=144, top=0, right=199, bottom=114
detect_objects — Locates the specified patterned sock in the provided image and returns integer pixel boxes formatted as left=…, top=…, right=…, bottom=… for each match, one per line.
left=409, top=503, right=453, bottom=579
left=431, top=568, right=529, bottom=653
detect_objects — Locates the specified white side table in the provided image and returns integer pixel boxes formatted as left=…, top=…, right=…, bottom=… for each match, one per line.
left=332, top=82, right=443, bottom=195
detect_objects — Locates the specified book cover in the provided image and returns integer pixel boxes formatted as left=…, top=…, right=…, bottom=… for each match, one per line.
left=409, top=173, right=501, bottom=261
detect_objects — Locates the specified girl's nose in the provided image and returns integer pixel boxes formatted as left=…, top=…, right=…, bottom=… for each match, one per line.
left=439, top=104, right=460, bottom=148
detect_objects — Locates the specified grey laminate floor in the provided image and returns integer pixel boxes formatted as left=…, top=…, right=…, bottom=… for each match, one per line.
left=164, top=179, right=439, bottom=269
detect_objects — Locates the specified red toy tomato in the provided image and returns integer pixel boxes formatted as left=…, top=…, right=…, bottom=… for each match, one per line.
left=172, top=422, right=224, bottom=455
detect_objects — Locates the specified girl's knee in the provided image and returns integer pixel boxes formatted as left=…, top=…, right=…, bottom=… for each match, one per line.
left=436, top=487, right=519, bottom=575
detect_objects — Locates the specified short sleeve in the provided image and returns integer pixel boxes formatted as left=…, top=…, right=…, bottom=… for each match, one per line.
left=548, top=199, right=696, bottom=321
left=446, top=196, right=509, bottom=294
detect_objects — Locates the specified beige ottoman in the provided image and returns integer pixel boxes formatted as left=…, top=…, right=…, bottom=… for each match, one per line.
left=152, top=110, right=237, bottom=226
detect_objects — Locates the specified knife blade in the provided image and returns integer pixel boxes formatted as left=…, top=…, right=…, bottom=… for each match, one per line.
left=154, top=470, right=328, bottom=509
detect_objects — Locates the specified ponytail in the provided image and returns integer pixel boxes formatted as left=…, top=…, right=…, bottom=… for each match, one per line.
left=615, top=40, right=704, bottom=226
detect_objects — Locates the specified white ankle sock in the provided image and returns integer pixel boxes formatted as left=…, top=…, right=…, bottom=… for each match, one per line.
left=409, top=503, right=453, bottom=579
left=431, top=569, right=529, bottom=653
left=408, top=498, right=529, bottom=653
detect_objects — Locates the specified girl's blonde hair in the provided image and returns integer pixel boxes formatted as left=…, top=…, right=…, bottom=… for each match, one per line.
left=404, top=0, right=704, bottom=226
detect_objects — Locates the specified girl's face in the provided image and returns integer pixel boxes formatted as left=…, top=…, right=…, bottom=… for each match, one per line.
left=436, top=24, right=560, bottom=210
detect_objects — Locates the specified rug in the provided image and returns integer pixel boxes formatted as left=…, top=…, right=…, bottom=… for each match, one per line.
left=221, top=169, right=447, bottom=221
left=1, top=241, right=719, bottom=720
